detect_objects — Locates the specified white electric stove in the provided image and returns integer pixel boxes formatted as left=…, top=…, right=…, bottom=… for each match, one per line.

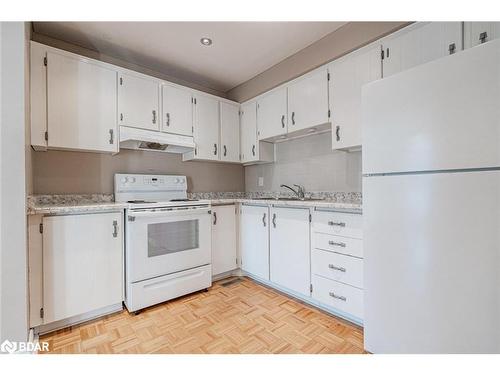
left=114, top=173, right=212, bottom=312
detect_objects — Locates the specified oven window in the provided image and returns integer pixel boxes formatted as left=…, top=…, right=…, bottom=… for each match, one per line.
left=148, top=220, right=199, bottom=257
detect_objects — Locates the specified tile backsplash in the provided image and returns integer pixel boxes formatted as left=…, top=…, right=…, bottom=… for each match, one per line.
left=244, top=132, right=362, bottom=193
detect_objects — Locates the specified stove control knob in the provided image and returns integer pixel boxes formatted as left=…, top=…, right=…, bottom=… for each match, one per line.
left=121, top=177, right=128, bottom=184
left=129, top=177, right=136, bottom=183
left=175, top=178, right=181, bottom=183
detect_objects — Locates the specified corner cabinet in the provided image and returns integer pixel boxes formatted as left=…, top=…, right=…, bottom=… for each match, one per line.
left=31, top=46, right=118, bottom=153
left=118, top=72, right=160, bottom=131
left=220, top=102, right=241, bottom=163
left=211, top=205, right=238, bottom=276
left=240, top=101, right=274, bottom=165
left=41, top=212, right=123, bottom=325
left=287, top=68, right=330, bottom=135
left=192, top=95, right=220, bottom=161
left=269, top=207, right=311, bottom=296
left=161, top=83, right=193, bottom=136
left=240, top=205, right=270, bottom=280
left=329, top=45, right=381, bottom=150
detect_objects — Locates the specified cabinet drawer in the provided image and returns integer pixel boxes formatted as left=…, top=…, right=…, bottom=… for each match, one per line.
left=312, top=232, right=363, bottom=258
left=312, top=210, right=362, bottom=239
left=311, top=249, right=363, bottom=289
left=312, top=274, right=363, bottom=320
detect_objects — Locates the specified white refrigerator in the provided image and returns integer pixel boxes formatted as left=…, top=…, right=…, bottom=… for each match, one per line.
left=362, top=39, right=500, bottom=353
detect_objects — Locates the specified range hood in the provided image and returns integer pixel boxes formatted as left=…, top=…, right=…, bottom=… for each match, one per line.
left=119, top=126, right=195, bottom=154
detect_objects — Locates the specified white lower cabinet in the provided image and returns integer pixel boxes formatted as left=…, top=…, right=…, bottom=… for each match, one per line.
left=311, top=274, right=364, bottom=320
left=211, top=205, right=238, bottom=276
left=269, top=207, right=310, bottom=296
left=240, top=205, right=269, bottom=280
left=42, top=212, right=123, bottom=325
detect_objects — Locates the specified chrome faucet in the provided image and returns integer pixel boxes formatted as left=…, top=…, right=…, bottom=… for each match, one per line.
left=280, top=184, right=306, bottom=200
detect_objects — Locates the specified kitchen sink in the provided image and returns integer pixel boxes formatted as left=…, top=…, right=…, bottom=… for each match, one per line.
left=254, top=197, right=325, bottom=202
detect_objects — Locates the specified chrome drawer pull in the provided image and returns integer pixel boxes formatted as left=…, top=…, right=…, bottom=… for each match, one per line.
left=328, top=221, right=346, bottom=227
left=328, top=240, right=346, bottom=248
left=328, top=264, right=346, bottom=272
left=329, top=292, right=346, bottom=301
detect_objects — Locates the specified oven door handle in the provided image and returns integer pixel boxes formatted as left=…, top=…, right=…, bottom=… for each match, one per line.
left=128, top=207, right=211, bottom=220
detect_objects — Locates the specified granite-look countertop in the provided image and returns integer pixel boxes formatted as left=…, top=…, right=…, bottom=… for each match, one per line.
left=27, top=192, right=362, bottom=215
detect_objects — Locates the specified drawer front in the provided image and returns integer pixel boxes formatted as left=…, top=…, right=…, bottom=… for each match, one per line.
left=312, top=232, right=363, bottom=258
left=312, top=274, right=363, bottom=319
left=311, top=249, right=363, bottom=289
left=312, top=210, right=363, bottom=239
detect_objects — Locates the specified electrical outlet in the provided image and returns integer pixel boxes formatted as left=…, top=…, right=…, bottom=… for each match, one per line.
left=258, top=177, right=264, bottom=187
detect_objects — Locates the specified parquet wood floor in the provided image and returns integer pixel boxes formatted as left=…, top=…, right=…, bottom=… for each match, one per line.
left=40, top=277, right=365, bottom=354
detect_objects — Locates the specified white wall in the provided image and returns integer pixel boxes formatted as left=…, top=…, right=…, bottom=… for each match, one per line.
left=245, top=132, right=362, bottom=193
left=0, top=22, right=28, bottom=343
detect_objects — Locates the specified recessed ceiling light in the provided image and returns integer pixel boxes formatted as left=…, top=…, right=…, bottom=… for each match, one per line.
left=200, top=37, right=212, bottom=46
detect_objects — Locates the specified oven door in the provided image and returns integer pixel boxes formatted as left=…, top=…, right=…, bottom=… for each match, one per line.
left=126, top=206, right=211, bottom=283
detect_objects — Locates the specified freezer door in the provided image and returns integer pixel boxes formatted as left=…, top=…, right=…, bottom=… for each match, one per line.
left=363, top=171, right=500, bottom=353
left=362, top=39, right=500, bottom=175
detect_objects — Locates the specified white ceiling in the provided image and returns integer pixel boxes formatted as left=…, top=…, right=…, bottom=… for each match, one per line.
left=33, top=22, right=346, bottom=93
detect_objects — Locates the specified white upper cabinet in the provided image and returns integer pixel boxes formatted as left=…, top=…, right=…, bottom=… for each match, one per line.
left=161, top=83, right=193, bottom=136
left=118, top=72, right=160, bottom=131
left=382, top=22, right=462, bottom=78
left=240, top=101, right=258, bottom=163
left=464, top=22, right=500, bottom=48
left=330, top=46, right=381, bottom=150
left=257, top=87, right=288, bottom=141
left=45, top=52, right=118, bottom=153
left=193, top=94, right=220, bottom=161
left=269, top=207, right=310, bottom=296
left=287, top=68, right=329, bottom=133
left=220, top=102, right=240, bottom=163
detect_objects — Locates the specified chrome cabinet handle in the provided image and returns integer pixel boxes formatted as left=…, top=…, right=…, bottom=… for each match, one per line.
left=480, top=31, right=488, bottom=44
left=328, top=264, right=346, bottom=272
left=214, top=143, right=217, bottom=155
left=152, top=110, right=157, bottom=124
left=328, top=240, right=346, bottom=247
left=252, top=145, right=256, bottom=156
left=223, top=145, right=227, bottom=157
left=328, top=221, right=345, bottom=227
left=213, top=212, right=217, bottom=225
left=112, top=220, right=118, bottom=238
left=336, top=125, right=340, bottom=141
left=291, top=112, right=295, bottom=125
left=329, top=292, right=346, bottom=301
left=272, top=213, right=277, bottom=228
left=262, top=213, right=266, bottom=227
left=120, top=113, right=123, bottom=122
left=281, top=114, right=285, bottom=128
left=166, top=112, right=170, bottom=126
left=109, top=129, right=114, bottom=144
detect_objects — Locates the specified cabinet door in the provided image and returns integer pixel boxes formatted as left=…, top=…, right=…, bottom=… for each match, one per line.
left=382, top=22, right=462, bottom=78
left=330, top=46, right=381, bottom=150
left=220, top=102, right=240, bottom=163
left=257, top=87, right=287, bottom=140
left=193, top=94, right=220, bottom=160
left=240, top=102, right=258, bottom=163
left=212, top=205, right=237, bottom=275
left=269, top=207, right=310, bottom=296
left=287, top=68, right=329, bottom=133
left=46, top=52, right=117, bottom=152
left=118, top=72, right=160, bottom=131
left=42, top=212, right=123, bottom=324
left=161, top=84, right=193, bottom=136
left=464, top=22, right=500, bottom=48
left=240, top=205, right=269, bottom=280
